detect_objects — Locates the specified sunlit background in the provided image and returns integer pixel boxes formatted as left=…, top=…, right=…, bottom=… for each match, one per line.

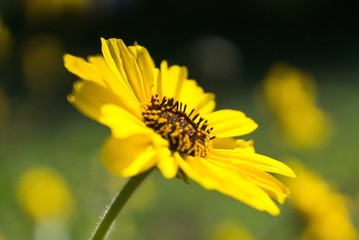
left=1, top=0, right=359, bottom=239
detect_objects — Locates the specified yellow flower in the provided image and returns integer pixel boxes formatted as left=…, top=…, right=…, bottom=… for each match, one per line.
left=288, top=161, right=358, bottom=240
left=260, top=63, right=332, bottom=149
left=64, top=38, right=295, bottom=216
left=17, top=167, right=74, bottom=221
left=205, top=220, right=254, bottom=240
left=0, top=16, right=14, bottom=64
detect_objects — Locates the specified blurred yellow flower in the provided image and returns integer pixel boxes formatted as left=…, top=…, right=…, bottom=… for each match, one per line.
left=288, top=161, right=358, bottom=240
left=23, top=0, right=89, bottom=22
left=64, top=38, right=295, bottom=216
left=0, top=233, right=7, bottom=240
left=22, top=35, right=65, bottom=97
left=260, top=63, right=332, bottom=149
left=205, top=221, right=254, bottom=240
left=17, top=167, right=74, bottom=222
left=0, top=16, right=14, bottom=64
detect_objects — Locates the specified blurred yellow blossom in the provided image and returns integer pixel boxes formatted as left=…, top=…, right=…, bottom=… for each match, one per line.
left=0, top=16, right=14, bottom=64
left=0, top=233, right=7, bottom=240
left=23, top=0, right=90, bottom=22
left=17, top=166, right=75, bottom=222
left=260, top=63, right=332, bottom=149
left=22, top=35, right=65, bottom=97
left=205, top=220, right=254, bottom=240
left=288, top=161, right=358, bottom=240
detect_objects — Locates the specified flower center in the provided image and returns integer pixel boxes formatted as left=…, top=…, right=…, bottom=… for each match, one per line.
left=141, top=95, right=214, bottom=157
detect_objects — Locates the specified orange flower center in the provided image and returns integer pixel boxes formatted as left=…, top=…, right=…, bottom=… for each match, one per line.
left=141, top=95, right=214, bottom=157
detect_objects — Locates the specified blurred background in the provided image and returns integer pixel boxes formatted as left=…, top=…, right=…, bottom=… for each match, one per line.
left=1, top=0, right=359, bottom=239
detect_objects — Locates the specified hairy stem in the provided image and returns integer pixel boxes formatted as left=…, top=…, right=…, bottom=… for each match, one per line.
left=90, top=169, right=154, bottom=240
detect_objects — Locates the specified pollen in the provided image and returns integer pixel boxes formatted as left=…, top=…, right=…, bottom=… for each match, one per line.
left=141, top=95, right=214, bottom=157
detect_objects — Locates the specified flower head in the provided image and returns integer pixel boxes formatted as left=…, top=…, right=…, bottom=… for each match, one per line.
left=64, top=38, right=295, bottom=216
left=17, top=166, right=74, bottom=222
left=260, top=63, right=333, bottom=149
left=288, top=161, right=358, bottom=240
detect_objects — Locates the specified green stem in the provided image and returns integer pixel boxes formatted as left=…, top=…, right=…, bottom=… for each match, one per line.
left=90, top=168, right=154, bottom=240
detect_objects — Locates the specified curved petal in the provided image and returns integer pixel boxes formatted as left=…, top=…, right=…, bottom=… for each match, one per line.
left=102, top=134, right=167, bottom=177
left=206, top=154, right=290, bottom=203
left=157, top=61, right=187, bottom=100
left=64, top=54, right=140, bottom=115
left=64, top=54, right=103, bottom=85
left=101, top=38, right=149, bottom=102
left=211, top=138, right=255, bottom=152
left=236, top=165, right=290, bottom=204
left=128, top=44, right=155, bottom=100
left=87, top=55, right=139, bottom=104
left=210, top=149, right=296, bottom=177
left=99, top=104, right=152, bottom=138
left=156, top=150, right=179, bottom=179
left=179, top=79, right=216, bottom=115
left=205, top=109, right=258, bottom=138
left=68, top=81, right=141, bottom=121
left=177, top=155, right=281, bottom=216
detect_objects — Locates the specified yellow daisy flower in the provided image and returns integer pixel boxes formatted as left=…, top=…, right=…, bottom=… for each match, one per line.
left=288, top=161, right=358, bottom=240
left=64, top=38, right=295, bottom=216
left=260, top=63, right=333, bottom=149
left=17, top=166, right=74, bottom=221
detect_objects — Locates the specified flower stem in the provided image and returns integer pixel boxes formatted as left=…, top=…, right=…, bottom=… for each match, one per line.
left=90, top=168, right=154, bottom=240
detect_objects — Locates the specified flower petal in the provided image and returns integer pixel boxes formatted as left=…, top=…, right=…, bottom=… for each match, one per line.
left=63, top=54, right=103, bottom=85
left=64, top=54, right=140, bottom=115
left=205, top=109, right=258, bottom=138
left=99, top=104, right=152, bottom=138
left=87, top=55, right=139, bottom=101
left=204, top=154, right=290, bottom=203
left=235, top=165, right=290, bottom=204
left=178, top=155, right=281, bottom=216
left=156, top=151, right=179, bottom=179
left=210, top=149, right=296, bottom=177
left=179, top=79, right=216, bottom=115
left=101, top=38, right=149, bottom=102
left=102, top=134, right=167, bottom=177
left=127, top=44, right=155, bottom=100
left=68, top=81, right=141, bottom=121
left=211, top=138, right=255, bottom=152
left=157, top=61, right=187, bottom=100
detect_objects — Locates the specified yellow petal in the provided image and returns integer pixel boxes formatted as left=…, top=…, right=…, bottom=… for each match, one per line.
left=64, top=54, right=140, bottom=115
left=205, top=154, right=290, bottom=203
left=101, top=38, right=148, bottom=102
left=205, top=110, right=258, bottom=138
left=157, top=61, right=187, bottom=100
left=210, top=149, right=296, bottom=177
left=68, top=81, right=141, bottom=121
left=178, top=156, right=281, bottom=216
left=211, top=138, right=254, bottom=152
left=99, top=104, right=152, bottom=138
left=128, top=44, right=155, bottom=100
left=236, top=165, right=290, bottom=204
left=179, top=79, right=216, bottom=115
left=87, top=56, right=140, bottom=106
left=102, top=134, right=167, bottom=177
left=211, top=137, right=239, bottom=149
left=63, top=54, right=103, bottom=85
left=156, top=150, right=179, bottom=179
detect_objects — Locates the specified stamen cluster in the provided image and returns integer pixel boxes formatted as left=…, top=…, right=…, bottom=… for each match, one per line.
left=142, top=95, right=214, bottom=157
